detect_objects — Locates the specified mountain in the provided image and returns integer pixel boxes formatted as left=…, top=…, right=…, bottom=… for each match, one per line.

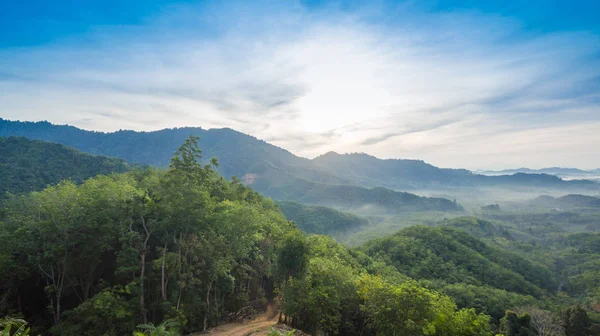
left=313, top=152, right=597, bottom=190
left=478, top=167, right=600, bottom=179
left=277, top=201, right=369, bottom=235
left=312, top=151, right=475, bottom=189
left=530, top=194, right=600, bottom=209
left=1, top=118, right=596, bottom=201
left=245, top=161, right=463, bottom=213
left=0, top=137, right=134, bottom=195
left=0, top=118, right=314, bottom=178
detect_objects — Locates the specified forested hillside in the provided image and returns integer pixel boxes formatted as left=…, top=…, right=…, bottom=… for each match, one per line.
left=362, top=226, right=555, bottom=296
left=0, top=137, right=133, bottom=195
left=0, top=137, right=496, bottom=336
left=277, top=201, right=369, bottom=235
left=0, top=137, right=297, bottom=335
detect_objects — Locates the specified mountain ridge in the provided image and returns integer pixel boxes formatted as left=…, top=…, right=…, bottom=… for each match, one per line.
left=1, top=118, right=597, bottom=196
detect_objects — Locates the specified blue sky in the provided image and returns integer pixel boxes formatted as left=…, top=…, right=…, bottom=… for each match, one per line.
left=1, top=0, right=599, bottom=169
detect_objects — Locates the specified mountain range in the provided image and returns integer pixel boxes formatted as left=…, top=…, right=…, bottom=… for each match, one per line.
left=0, top=118, right=597, bottom=211
left=478, top=167, right=600, bottom=179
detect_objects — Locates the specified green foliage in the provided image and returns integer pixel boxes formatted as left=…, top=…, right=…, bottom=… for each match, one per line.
left=362, top=226, right=555, bottom=297
left=441, top=217, right=512, bottom=239
left=133, top=319, right=180, bottom=336
left=357, top=274, right=492, bottom=336
left=267, top=327, right=296, bottom=336
left=440, top=284, right=538, bottom=321
left=499, top=311, right=535, bottom=336
left=0, top=136, right=294, bottom=335
left=563, top=306, right=592, bottom=336
left=0, top=317, right=33, bottom=336
left=281, top=235, right=493, bottom=336
left=50, top=286, right=135, bottom=336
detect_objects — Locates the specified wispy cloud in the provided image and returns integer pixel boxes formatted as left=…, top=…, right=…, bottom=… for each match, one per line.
left=0, top=0, right=599, bottom=169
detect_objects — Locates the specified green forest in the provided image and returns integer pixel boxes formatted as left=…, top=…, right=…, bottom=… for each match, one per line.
left=0, top=137, right=134, bottom=196
left=1, top=136, right=599, bottom=336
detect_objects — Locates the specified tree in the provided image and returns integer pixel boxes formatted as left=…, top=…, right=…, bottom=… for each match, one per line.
left=357, top=274, right=492, bottom=336
left=563, top=306, right=591, bottom=336
left=16, top=182, right=84, bottom=325
left=499, top=310, right=536, bottom=336
left=516, top=307, right=564, bottom=336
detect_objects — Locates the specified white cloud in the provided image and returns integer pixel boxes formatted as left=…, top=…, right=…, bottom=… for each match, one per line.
left=0, top=0, right=599, bottom=169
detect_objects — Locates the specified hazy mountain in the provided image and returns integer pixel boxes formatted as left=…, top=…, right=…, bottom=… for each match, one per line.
left=0, top=118, right=316, bottom=180
left=478, top=167, right=600, bottom=178
left=244, top=160, right=463, bottom=213
left=313, top=152, right=597, bottom=190
left=530, top=194, right=600, bottom=209
left=312, top=151, right=474, bottom=189
left=1, top=118, right=596, bottom=197
left=0, top=137, right=134, bottom=195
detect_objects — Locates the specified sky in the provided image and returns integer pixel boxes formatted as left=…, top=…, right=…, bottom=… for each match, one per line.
left=1, top=0, right=599, bottom=169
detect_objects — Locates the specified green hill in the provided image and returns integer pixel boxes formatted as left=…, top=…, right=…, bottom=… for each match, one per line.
left=530, top=194, right=600, bottom=209
left=361, top=226, right=557, bottom=297
left=440, top=216, right=513, bottom=239
left=277, top=201, right=369, bottom=235
left=0, top=137, right=134, bottom=195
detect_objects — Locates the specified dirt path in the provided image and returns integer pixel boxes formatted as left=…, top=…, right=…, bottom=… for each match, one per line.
left=205, top=318, right=277, bottom=336
left=191, top=305, right=279, bottom=336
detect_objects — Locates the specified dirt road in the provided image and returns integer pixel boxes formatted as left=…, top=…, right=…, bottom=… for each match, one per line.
left=191, top=305, right=280, bottom=336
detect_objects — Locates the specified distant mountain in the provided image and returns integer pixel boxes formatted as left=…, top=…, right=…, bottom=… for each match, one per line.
left=0, top=137, right=134, bottom=195
left=1, top=118, right=597, bottom=203
left=530, top=194, right=600, bottom=209
left=312, top=152, right=474, bottom=189
left=277, top=201, right=369, bottom=235
left=313, top=152, right=597, bottom=190
left=478, top=167, right=600, bottom=178
left=245, top=161, right=463, bottom=213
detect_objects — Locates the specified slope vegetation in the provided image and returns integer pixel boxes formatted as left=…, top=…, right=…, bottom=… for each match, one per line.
left=0, top=137, right=133, bottom=195
left=361, top=226, right=557, bottom=297
left=277, top=200, right=369, bottom=235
